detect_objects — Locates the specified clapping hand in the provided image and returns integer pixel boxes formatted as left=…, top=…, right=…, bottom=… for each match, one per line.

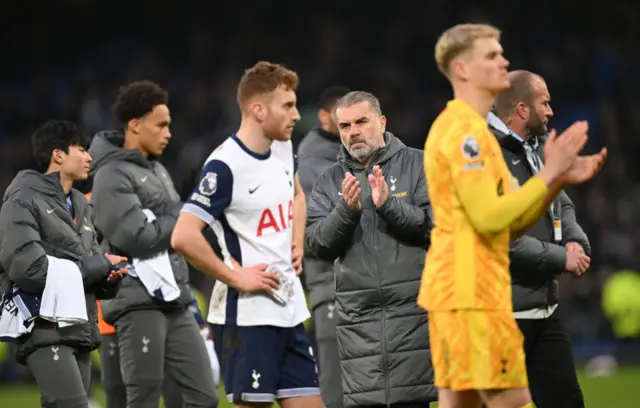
left=543, top=122, right=589, bottom=175
left=543, top=121, right=607, bottom=184
left=560, top=150, right=607, bottom=184
left=368, top=165, right=389, bottom=208
left=342, top=172, right=361, bottom=211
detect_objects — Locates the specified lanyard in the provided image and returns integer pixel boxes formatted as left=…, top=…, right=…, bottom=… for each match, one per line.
left=522, top=138, right=562, bottom=242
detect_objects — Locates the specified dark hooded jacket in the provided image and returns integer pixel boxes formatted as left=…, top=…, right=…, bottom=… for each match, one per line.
left=297, top=128, right=342, bottom=310
left=0, top=171, right=117, bottom=363
left=489, top=123, right=591, bottom=311
left=305, top=133, right=437, bottom=407
left=88, top=131, right=191, bottom=324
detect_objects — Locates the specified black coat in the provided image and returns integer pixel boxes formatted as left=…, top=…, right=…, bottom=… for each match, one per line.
left=490, top=126, right=590, bottom=311
left=305, top=133, right=437, bottom=407
left=0, top=171, right=118, bottom=363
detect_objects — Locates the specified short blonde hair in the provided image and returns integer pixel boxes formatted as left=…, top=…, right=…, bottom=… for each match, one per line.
left=435, top=24, right=501, bottom=78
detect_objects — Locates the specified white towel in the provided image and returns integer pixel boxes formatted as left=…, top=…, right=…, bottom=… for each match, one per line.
left=39, top=255, right=88, bottom=328
left=200, top=327, right=221, bottom=385
left=130, top=209, right=180, bottom=302
left=0, top=287, right=38, bottom=341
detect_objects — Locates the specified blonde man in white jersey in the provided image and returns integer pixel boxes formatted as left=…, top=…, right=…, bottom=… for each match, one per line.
left=172, top=61, right=324, bottom=408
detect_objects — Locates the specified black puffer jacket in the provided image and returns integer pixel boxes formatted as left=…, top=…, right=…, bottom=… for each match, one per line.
left=305, top=133, right=437, bottom=407
left=0, top=171, right=117, bottom=363
left=89, top=131, right=192, bottom=324
left=297, top=127, right=342, bottom=310
left=489, top=124, right=590, bottom=312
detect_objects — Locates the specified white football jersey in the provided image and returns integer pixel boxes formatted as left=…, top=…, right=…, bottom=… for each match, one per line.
left=182, top=135, right=310, bottom=327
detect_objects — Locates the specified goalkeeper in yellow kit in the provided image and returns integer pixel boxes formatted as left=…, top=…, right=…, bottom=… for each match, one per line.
left=417, top=24, right=607, bottom=408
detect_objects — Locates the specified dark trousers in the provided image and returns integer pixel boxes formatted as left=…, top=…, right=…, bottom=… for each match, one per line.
left=99, top=333, right=187, bottom=408
left=313, top=302, right=344, bottom=408
left=112, top=309, right=218, bottom=408
left=27, top=345, right=91, bottom=408
left=99, top=334, right=126, bottom=408
left=517, top=310, right=585, bottom=408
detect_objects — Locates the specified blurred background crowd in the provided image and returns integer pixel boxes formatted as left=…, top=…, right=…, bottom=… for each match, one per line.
left=1, top=0, right=640, bottom=392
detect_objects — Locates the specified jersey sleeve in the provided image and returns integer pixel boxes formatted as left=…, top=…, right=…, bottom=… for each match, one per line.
left=445, top=122, right=548, bottom=235
left=445, top=124, right=497, bottom=188
left=181, top=159, right=233, bottom=225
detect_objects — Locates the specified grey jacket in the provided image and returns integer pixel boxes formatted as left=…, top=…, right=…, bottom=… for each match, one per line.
left=0, top=171, right=117, bottom=363
left=89, top=131, right=192, bottom=324
left=491, top=126, right=591, bottom=312
left=297, top=128, right=342, bottom=310
left=305, top=133, right=437, bottom=407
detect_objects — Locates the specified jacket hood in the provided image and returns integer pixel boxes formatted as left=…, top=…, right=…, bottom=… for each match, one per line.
left=3, top=170, right=66, bottom=202
left=487, top=114, right=517, bottom=151
left=338, top=132, right=405, bottom=170
left=487, top=112, right=547, bottom=152
left=89, top=130, right=151, bottom=176
left=486, top=111, right=510, bottom=139
left=298, top=128, right=342, bottom=162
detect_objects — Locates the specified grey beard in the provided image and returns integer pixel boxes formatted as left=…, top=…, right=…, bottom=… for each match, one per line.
left=349, top=145, right=378, bottom=163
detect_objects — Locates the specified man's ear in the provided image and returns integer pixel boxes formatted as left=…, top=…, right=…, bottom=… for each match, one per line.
left=450, top=57, right=471, bottom=81
left=515, top=102, right=529, bottom=120
left=250, top=101, right=266, bottom=122
left=128, top=118, right=141, bottom=134
left=52, top=149, right=64, bottom=165
left=317, top=109, right=329, bottom=127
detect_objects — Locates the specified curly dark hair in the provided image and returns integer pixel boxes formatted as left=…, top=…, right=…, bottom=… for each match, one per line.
left=317, top=85, right=351, bottom=111
left=112, top=80, right=169, bottom=126
left=31, top=119, right=89, bottom=172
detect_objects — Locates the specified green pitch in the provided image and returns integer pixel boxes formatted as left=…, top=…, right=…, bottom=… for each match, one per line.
left=1, top=367, right=638, bottom=407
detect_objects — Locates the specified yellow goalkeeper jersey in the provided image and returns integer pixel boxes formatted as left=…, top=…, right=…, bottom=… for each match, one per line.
left=418, top=99, right=548, bottom=311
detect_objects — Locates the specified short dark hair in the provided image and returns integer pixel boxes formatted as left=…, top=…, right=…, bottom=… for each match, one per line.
left=113, top=80, right=169, bottom=126
left=237, top=61, right=299, bottom=107
left=31, top=120, right=90, bottom=172
left=317, top=86, right=351, bottom=111
left=494, top=70, right=541, bottom=120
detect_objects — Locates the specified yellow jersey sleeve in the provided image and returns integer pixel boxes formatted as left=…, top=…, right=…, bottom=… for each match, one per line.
left=445, top=124, right=549, bottom=236
left=445, top=123, right=497, bottom=188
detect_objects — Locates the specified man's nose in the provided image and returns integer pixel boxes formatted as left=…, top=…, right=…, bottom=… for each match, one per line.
left=546, top=106, right=554, bottom=118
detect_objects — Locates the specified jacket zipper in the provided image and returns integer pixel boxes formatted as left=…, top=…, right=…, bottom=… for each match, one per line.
left=382, top=296, right=390, bottom=407
left=521, top=154, right=556, bottom=311
left=372, top=213, right=391, bottom=407
left=365, top=164, right=391, bottom=407
left=55, top=196, right=92, bottom=311
left=57, top=194, right=84, bottom=237
left=153, top=164, right=174, bottom=197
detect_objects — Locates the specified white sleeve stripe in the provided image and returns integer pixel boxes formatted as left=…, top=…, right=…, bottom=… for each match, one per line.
left=181, top=203, right=215, bottom=226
